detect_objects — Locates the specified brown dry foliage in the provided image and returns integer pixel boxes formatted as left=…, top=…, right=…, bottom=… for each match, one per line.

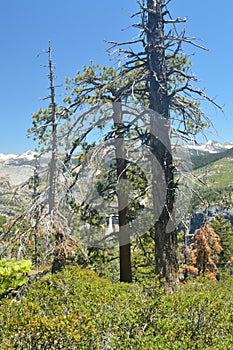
left=180, top=223, right=223, bottom=281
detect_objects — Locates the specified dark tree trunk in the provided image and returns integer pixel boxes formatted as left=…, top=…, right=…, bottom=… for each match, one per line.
left=146, top=0, right=179, bottom=288
left=113, top=102, right=132, bottom=283
left=147, top=0, right=169, bottom=117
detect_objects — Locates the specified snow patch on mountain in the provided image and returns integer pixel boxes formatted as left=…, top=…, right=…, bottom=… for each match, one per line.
left=0, top=151, right=51, bottom=186
left=182, top=140, right=233, bottom=155
left=0, top=140, right=232, bottom=185
left=0, top=150, right=49, bottom=165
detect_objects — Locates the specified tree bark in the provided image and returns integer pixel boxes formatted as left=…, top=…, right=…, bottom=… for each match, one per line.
left=48, top=44, right=58, bottom=217
left=113, top=102, right=132, bottom=282
left=146, top=0, right=179, bottom=288
left=46, top=44, right=65, bottom=273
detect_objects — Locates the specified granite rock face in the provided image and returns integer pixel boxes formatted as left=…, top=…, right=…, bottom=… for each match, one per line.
left=190, top=205, right=233, bottom=234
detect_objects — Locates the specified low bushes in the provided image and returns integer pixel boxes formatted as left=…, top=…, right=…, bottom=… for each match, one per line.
left=0, top=258, right=32, bottom=294
left=0, top=265, right=233, bottom=349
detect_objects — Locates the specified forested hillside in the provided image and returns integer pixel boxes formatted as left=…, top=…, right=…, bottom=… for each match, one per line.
left=190, top=152, right=233, bottom=209
left=191, top=147, right=233, bottom=170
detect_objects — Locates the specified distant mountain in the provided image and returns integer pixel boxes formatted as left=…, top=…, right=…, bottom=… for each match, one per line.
left=189, top=147, right=233, bottom=212
left=183, top=140, right=233, bottom=156
left=191, top=147, right=233, bottom=170
left=0, top=141, right=232, bottom=227
left=180, top=143, right=233, bottom=234
left=0, top=140, right=233, bottom=185
left=0, top=150, right=49, bottom=166
left=0, top=151, right=49, bottom=186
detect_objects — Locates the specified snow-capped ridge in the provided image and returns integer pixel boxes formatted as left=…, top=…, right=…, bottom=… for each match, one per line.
left=184, top=140, right=233, bottom=154
left=0, top=150, right=49, bottom=165
left=0, top=140, right=233, bottom=164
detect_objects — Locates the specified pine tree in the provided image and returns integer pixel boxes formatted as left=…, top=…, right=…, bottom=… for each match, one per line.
left=181, top=223, right=222, bottom=280
left=210, top=215, right=233, bottom=268
left=107, top=0, right=221, bottom=288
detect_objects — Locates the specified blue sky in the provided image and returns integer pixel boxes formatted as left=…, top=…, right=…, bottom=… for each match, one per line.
left=1, top=0, right=233, bottom=153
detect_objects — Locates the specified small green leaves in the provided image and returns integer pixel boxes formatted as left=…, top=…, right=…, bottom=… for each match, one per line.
left=0, top=258, right=32, bottom=293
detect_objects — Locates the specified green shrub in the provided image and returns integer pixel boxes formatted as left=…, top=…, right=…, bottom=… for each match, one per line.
left=0, top=258, right=32, bottom=294
left=1, top=265, right=233, bottom=349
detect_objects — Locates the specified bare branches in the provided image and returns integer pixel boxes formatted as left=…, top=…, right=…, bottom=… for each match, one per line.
left=162, top=0, right=172, bottom=6
left=166, top=35, right=209, bottom=51
left=185, top=85, right=222, bottom=109
left=107, top=38, right=144, bottom=49
left=107, top=0, right=222, bottom=143
left=164, top=17, right=188, bottom=24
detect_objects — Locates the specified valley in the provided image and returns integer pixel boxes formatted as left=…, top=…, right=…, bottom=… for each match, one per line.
left=0, top=140, right=232, bottom=225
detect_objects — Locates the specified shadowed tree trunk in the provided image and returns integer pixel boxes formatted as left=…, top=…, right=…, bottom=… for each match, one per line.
left=146, top=0, right=179, bottom=288
left=113, top=102, right=132, bottom=282
left=64, top=0, right=221, bottom=288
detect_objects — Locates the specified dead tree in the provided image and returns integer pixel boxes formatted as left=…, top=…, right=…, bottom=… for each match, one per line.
left=47, top=44, right=59, bottom=217
left=0, top=44, right=87, bottom=270
left=146, top=0, right=179, bottom=288
left=108, top=0, right=222, bottom=288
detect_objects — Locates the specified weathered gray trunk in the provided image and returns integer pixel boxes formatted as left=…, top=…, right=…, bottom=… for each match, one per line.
left=113, top=102, right=132, bottom=282
left=48, top=45, right=58, bottom=217
left=146, top=0, right=179, bottom=288
left=47, top=44, right=65, bottom=273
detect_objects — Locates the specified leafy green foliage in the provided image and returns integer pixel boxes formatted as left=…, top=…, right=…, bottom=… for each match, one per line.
left=64, top=62, right=145, bottom=108
left=0, top=266, right=159, bottom=349
left=210, top=216, right=233, bottom=268
left=0, top=258, right=32, bottom=293
left=84, top=231, right=155, bottom=283
left=190, top=155, right=233, bottom=210
left=192, top=147, right=233, bottom=170
left=28, top=104, right=69, bottom=152
left=1, top=265, right=233, bottom=349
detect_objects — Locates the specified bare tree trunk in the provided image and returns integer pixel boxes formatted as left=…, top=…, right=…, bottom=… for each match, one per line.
left=46, top=44, right=65, bottom=273
left=146, top=0, right=179, bottom=288
left=32, top=161, right=40, bottom=266
left=113, top=102, right=132, bottom=282
left=48, top=43, right=58, bottom=217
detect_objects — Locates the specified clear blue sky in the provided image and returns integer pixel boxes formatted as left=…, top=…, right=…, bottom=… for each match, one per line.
left=1, top=0, right=232, bottom=153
